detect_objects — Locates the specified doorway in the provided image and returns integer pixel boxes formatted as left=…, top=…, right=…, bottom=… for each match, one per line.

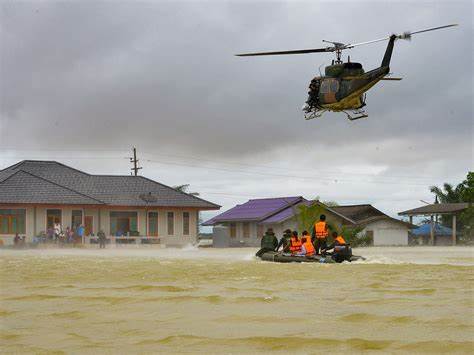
left=84, top=216, right=93, bottom=236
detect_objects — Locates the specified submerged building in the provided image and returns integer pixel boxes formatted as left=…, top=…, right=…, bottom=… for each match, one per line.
left=204, top=196, right=414, bottom=246
left=0, top=160, right=220, bottom=246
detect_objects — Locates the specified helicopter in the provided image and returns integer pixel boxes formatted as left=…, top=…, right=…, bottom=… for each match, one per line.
left=236, top=24, right=458, bottom=121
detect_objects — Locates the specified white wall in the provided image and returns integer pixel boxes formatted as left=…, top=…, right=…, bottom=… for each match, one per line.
left=363, top=219, right=408, bottom=246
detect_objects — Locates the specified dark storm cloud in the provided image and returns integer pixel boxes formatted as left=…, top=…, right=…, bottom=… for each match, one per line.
left=0, top=1, right=472, bottom=217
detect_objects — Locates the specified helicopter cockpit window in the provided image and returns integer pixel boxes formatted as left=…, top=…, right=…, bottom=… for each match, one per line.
left=320, top=79, right=339, bottom=94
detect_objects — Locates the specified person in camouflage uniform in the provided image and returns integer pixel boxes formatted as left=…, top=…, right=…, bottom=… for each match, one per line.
left=255, top=228, right=279, bottom=257
left=276, top=229, right=293, bottom=253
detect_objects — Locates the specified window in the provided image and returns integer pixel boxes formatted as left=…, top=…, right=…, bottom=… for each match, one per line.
left=320, top=79, right=339, bottom=94
left=110, top=211, right=138, bottom=236
left=183, top=212, right=190, bottom=235
left=257, top=225, right=264, bottom=238
left=71, top=210, right=83, bottom=229
left=148, top=212, right=159, bottom=236
left=243, top=222, right=250, bottom=238
left=230, top=223, right=236, bottom=238
left=0, top=209, right=26, bottom=234
left=46, top=209, right=62, bottom=229
left=167, top=212, right=174, bottom=235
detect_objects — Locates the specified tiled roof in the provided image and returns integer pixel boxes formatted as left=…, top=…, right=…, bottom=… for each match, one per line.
left=398, top=203, right=469, bottom=216
left=0, top=170, right=104, bottom=205
left=330, top=204, right=386, bottom=223
left=202, top=196, right=303, bottom=225
left=0, top=160, right=220, bottom=209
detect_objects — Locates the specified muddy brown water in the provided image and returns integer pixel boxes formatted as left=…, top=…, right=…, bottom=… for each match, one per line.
left=1, top=247, right=473, bottom=353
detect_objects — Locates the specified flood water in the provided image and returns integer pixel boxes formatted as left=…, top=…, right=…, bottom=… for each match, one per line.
left=1, top=247, right=473, bottom=353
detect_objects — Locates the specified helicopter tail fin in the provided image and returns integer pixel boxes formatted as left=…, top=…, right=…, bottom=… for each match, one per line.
left=381, top=34, right=397, bottom=68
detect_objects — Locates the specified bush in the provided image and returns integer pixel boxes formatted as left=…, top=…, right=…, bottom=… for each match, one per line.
left=341, top=226, right=373, bottom=247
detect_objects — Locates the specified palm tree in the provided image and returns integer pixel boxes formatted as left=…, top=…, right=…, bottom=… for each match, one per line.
left=430, top=173, right=473, bottom=231
left=429, top=183, right=463, bottom=204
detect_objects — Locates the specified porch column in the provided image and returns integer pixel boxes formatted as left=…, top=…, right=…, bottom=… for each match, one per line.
left=409, top=216, right=413, bottom=225
left=430, top=215, right=434, bottom=246
left=145, top=209, right=148, bottom=237
left=452, top=214, right=457, bottom=246
left=82, top=207, right=85, bottom=244
left=34, top=206, right=37, bottom=237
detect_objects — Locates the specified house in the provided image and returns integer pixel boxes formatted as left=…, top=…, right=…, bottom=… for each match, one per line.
left=330, top=204, right=414, bottom=246
left=0, top=160, right=220, bottom=246
left=203, top=197, right=413, bottom=247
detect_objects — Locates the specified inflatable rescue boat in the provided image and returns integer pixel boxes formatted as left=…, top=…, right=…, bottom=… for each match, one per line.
left=258, top=251, right=365, bottom=263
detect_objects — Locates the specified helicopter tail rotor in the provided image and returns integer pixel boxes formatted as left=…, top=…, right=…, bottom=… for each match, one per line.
left=397, top=31, right=412, bottom=40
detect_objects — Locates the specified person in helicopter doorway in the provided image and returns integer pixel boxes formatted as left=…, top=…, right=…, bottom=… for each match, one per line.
left=312, top=214, right=331, bottom=255
left=276, top=229, right=293, bottom=253
left=323, top=232, right=352, bottom=263
left=255, top=228, right=279, bottom=258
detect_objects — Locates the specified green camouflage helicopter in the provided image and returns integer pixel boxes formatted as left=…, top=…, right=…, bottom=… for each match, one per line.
left=236, top=24, right=457, bottom=121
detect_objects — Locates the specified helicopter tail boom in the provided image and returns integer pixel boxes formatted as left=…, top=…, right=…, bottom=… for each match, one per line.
left=381, top=35, right=397, bottom=68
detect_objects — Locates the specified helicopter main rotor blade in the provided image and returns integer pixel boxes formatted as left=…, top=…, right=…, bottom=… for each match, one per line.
left=408, top=23, right=458, bottom=36
left=235, top=24, right=458, bottom=57
left=235, top=47, right=333, bottom=56
left=345, top=24, right=458, bottom=49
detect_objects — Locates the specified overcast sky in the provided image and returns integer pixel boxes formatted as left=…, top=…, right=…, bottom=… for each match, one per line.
left=0, top=0, right=472, bottom=224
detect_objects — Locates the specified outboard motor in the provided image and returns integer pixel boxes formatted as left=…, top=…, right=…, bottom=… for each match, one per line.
left=333, top=245, right=352, bottom=263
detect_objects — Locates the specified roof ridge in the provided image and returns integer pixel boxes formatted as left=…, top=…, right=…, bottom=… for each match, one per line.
left=257, top=196, right=305, bottom=221
left=249, top=196, right=302, bottom=201
left=0, top=160, right=27, bottom=173
left=6, top=169, right=106, bottom=204
left=332, top=204, right=372, bottom=208
left=1, top=160, right=91, bottom=176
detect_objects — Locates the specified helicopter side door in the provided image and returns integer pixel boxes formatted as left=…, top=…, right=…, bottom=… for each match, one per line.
left=319, top=78, right=340, bottom=104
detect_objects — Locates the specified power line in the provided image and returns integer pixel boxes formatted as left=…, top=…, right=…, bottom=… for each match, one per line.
left=0, top=148, right=438, bottom=181
left=144, top=158, right=433, bottom=186
left=0, top=149, right=457, bottom=187
left=138, top=151, right=436, bottom=182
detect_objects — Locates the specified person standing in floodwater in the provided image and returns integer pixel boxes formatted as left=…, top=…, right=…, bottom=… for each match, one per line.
left=97, top=230, right=107, bottom=249
left=53, top=220, right=62, bottom=241
left=77, top=224, right=85, bottom=244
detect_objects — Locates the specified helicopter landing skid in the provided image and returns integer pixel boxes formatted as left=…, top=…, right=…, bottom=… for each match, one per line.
left=304, top=109, right=326, bottom=120
left=344, top=109, right=368, bottom=121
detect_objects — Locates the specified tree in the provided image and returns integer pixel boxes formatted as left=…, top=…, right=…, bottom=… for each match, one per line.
left=294, top=202, right=331, bottom=233
left=430, top=172, right=473, bottom=238
left=459, top=172, right=474, bottom=240
left=294, top=202, right=370, bottom=247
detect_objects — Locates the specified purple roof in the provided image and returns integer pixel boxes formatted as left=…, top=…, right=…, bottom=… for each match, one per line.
left=202, top=196, right=303, bottom=225
left=259, top=201, right=312, bottom=224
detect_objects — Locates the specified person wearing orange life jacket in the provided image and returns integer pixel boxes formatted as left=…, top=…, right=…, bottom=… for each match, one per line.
left=311, top=214, right=331, bottom=255
left=323, top=231, right=352, bottom=262
left=289, top=231, right=302, bottom=254
left=324, top=231, right=346, bottom=250
left=297, top=237, right=316, bottom=256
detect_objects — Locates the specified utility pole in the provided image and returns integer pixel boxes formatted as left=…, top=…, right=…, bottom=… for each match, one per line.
left=130, top=147, right=142, bottom=176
